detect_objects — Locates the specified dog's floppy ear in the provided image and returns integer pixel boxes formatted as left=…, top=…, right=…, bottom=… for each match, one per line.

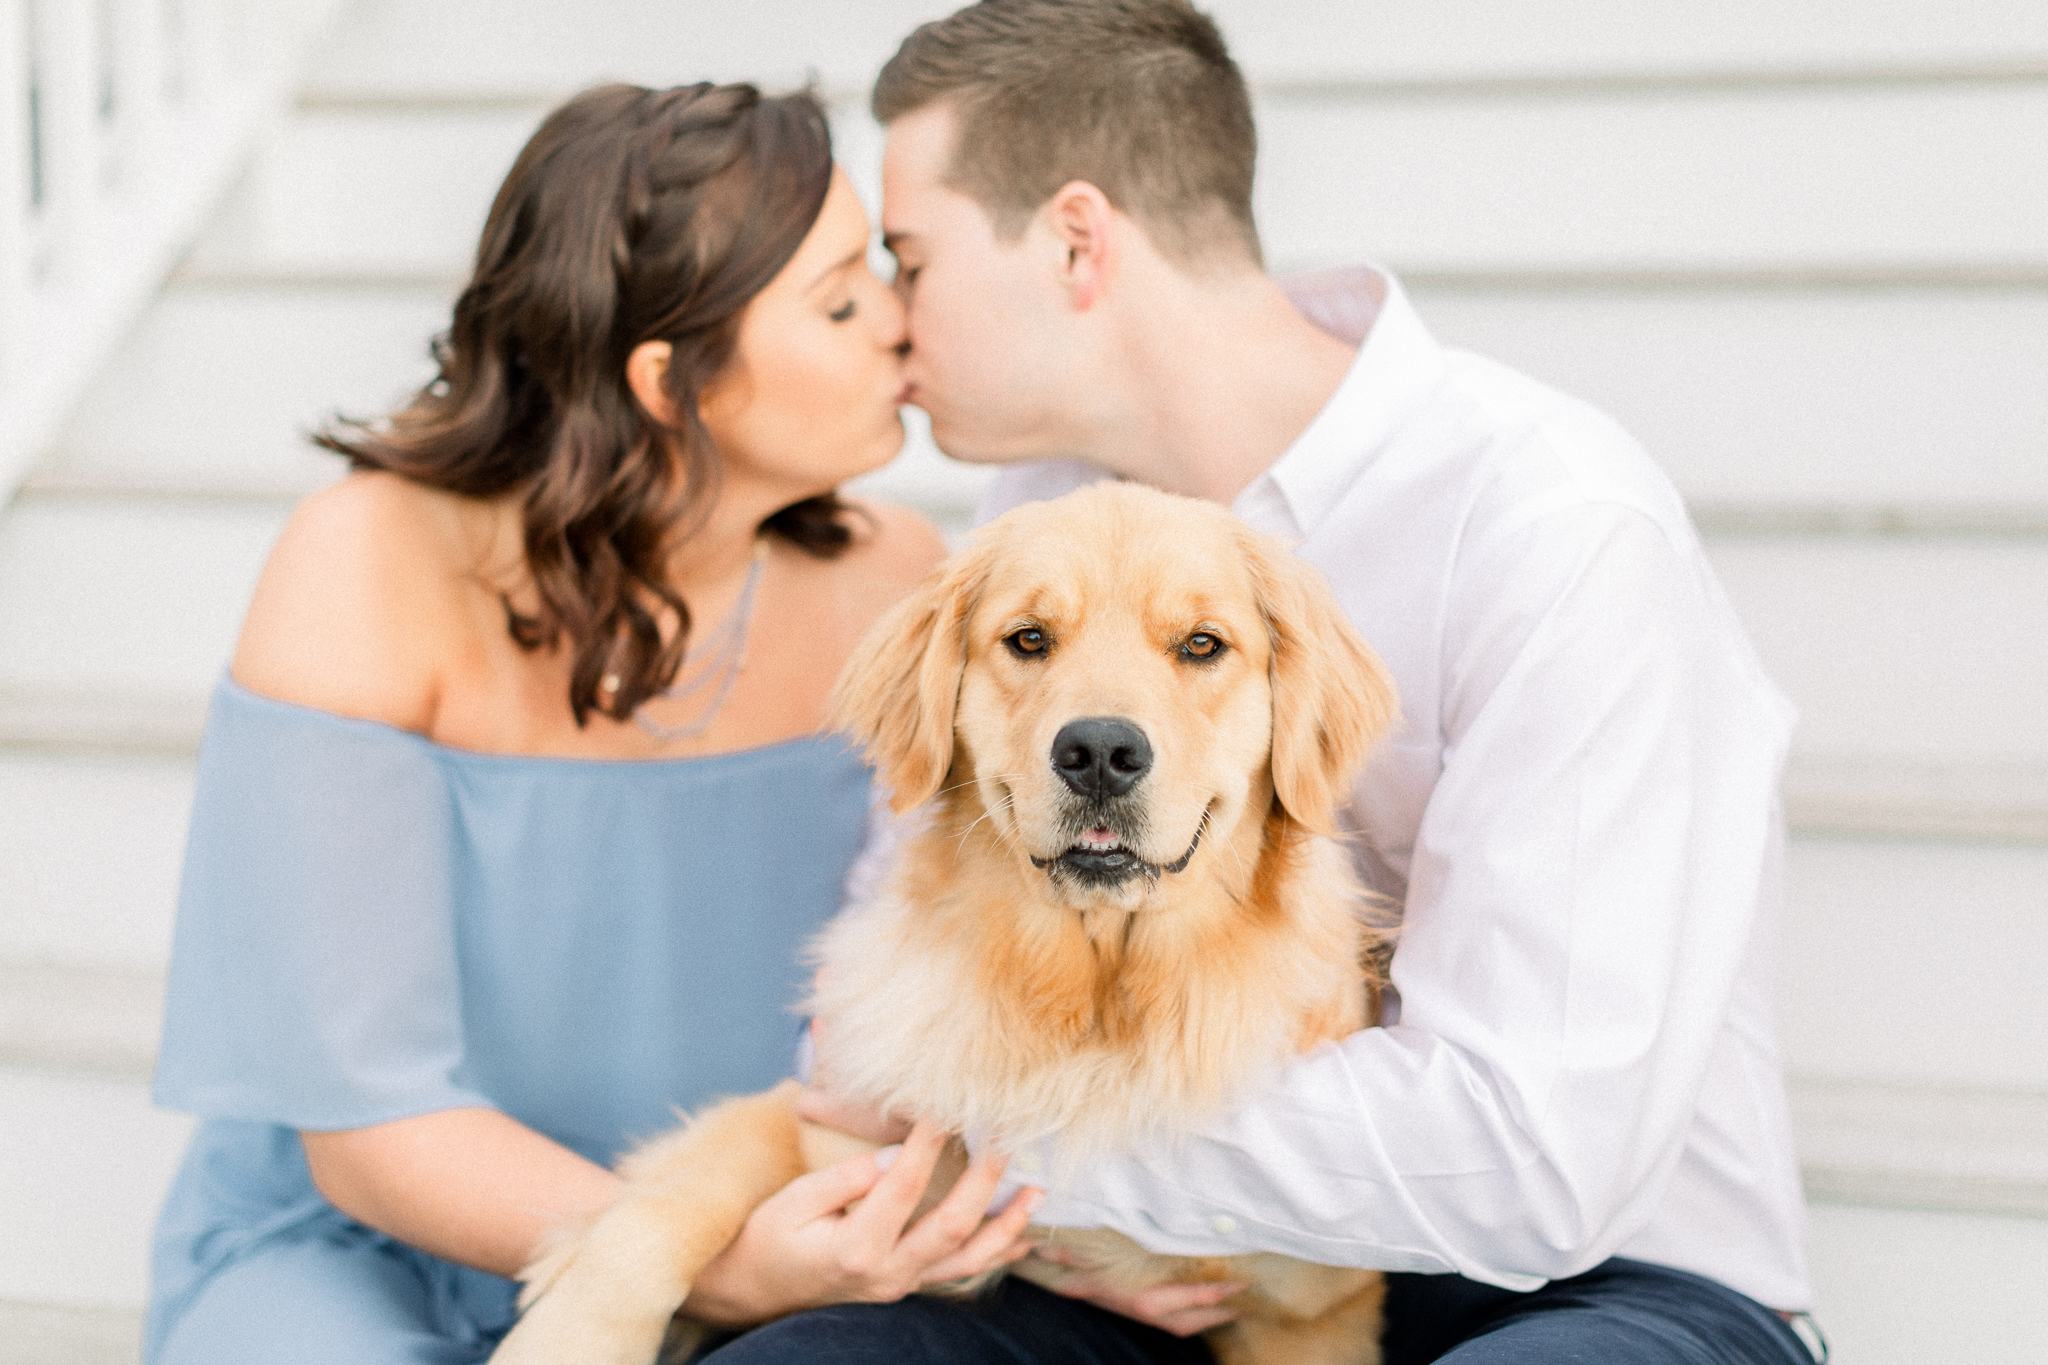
left=1244, top=530, right=1399, bottom=836
left=829, top=537, right=995, bottom=813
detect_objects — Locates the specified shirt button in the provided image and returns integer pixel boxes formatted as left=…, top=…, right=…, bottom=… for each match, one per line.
left=1014, top=1152, right=1041, bottom=1175
left=1211, top=1214, right=1238, bottom=1234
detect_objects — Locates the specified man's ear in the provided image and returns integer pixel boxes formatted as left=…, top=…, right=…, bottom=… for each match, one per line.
left=625, top=340, right=682, bottom=427
left=1244, top=528, right=1399, bottom=836
left=828, top=536, right=996, bottom=813
left=1042, top=179, right=1118, bottom=311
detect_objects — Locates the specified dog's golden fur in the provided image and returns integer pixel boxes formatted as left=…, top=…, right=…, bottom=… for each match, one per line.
left=490, top=483, right=1399, bottom=1365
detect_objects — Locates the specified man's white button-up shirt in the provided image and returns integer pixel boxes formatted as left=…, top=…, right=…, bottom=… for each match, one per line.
left=976, top=268, right=1812, bottom=1312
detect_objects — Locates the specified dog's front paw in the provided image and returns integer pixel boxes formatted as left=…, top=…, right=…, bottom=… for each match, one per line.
left=490, top=1269, right=678, bottom=1365
left=514, top=1209, right=601, bottom=1311
left=489, top=1196, right=707, bottom=1365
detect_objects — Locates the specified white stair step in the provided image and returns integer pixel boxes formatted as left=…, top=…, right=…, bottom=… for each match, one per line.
left=0, top=748, right=191, bottom=970
left=1782, top=836, right=2048, bottom=1092
left=1206, top=1, right=2048, bottom=86
left=0, top=1069, right=193, bottom=1308
left=0, top=690, right=211, bottom=759
left=1411, top=282, right=2048, bottom=507
left=1706, top=537, right=2048, bottom=765
left=180, top=105, right=548, bottom=280
left=299, top=0, right=2048, bottom=104
left=0, top=1300, right=142, bottom=1365
left=304, top=0, right=955, bottom=103
left=0, top=964, right=164, bottom=1079
left=0, top=494, right=288, bottom=697
left=1255, top=80, right=2048, bottom=275
left=1784, top=753, right=2048, bottom=843
left=47, top=282, right=446, bottom=487
left=1795, top=1082, right=2048, bottom=1216
left=1806, top=1201, right=2048, bottom=1365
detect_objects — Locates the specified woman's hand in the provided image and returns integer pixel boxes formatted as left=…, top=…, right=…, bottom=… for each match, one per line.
left=679, top=1119, right=1041, bottom=1329
left=1031, top=1243, right=1244, bottom=1337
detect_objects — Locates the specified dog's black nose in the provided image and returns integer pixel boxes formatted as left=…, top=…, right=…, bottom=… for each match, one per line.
left=1051, top=718, right=1152, bottom=798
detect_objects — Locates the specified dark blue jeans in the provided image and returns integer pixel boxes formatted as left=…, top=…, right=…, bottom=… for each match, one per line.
left=1380, top=1258, right=1818, bottom=1364
left=696, top=1258, right=1817, bottom=1364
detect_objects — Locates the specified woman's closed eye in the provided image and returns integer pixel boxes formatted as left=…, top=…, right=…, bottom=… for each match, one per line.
left=828, top=299, right=857, bottom=323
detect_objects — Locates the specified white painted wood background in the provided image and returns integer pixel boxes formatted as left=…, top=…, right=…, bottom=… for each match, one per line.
left=1, top=3, right=2044, bottom=1361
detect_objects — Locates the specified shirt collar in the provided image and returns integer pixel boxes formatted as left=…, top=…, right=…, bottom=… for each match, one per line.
left=1232, top=266, right=1447, bottom=544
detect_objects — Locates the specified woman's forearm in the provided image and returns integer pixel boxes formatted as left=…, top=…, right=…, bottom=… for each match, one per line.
left=301, top=1106, right=621, bottom=1278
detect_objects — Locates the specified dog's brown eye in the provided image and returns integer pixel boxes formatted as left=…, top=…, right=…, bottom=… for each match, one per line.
left=1006, top=628, right=1048, bottom=657
left=1180, top=632, right=1224, bottom=662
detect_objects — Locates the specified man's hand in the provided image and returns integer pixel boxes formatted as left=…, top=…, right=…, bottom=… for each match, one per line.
left=799, top=1013, right=913, bottom=1145
left=679, top=1120, right=1040, bottom=1329
left=795, top=1082, right=913, bottom=1145
left=1030, top=1243, right=1243, bottom=1337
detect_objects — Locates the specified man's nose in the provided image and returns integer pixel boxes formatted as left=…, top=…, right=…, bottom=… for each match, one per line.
left=1051, top=718, right=1153, bottom=798
left=884, top=285, right=911, bottom=358
left=876, top=283, right=909, bottom=354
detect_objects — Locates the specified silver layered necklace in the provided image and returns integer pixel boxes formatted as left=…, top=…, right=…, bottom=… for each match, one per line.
left=622, top=538, right=769, bottom=744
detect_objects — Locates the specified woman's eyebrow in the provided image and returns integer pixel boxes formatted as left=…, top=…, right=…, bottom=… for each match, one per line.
left=807, top=248, right=865, bottom=293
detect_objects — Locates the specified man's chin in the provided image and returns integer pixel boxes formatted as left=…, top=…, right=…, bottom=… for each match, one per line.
left=919, top=409, right=1052, bottom=468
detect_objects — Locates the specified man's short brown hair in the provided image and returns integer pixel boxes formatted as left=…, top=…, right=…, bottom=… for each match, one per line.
left=873, top=0, right=1260, bottom=265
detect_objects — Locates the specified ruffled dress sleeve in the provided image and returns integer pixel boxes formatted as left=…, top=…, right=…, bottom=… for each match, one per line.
left=152, top=680, right=492, bottom=1130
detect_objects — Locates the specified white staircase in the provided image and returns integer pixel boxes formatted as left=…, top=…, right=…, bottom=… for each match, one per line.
left=2, top=3, right=2044, bottom=1361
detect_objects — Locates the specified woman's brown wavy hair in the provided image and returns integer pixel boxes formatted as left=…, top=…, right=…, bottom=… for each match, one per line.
left=317, top=82, right=850, bottom=726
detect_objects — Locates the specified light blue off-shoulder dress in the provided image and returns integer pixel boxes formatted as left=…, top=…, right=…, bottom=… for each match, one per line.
left=146, top=678, right=873, bottom=1364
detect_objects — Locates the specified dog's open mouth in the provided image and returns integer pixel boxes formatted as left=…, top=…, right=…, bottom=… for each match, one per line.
left=1057, top=827, right=1145, bottom=883
left=1031, top=814, right=1208, bottom=887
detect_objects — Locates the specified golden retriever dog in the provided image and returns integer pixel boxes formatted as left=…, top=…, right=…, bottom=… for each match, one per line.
left=490, top=482, right=1399, bottom=1365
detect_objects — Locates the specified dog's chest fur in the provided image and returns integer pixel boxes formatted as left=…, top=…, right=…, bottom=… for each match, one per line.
left=808, top=804, right=1371, bottom=1162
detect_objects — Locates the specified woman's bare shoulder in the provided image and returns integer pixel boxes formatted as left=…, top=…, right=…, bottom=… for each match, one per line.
left=233, top=471, right=500, bottom=731
left=780, top=498, right=947, bottom=655
left=836, top=496, right=950, bottom=597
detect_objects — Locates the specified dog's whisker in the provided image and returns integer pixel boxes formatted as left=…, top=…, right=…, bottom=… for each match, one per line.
left=953, top=793, right=1013, bottom=849
left=1151, top=780, right=1255, bottom=895
left=1201, top=806, right=1254, bottom=896
left=955, top=788, right=1036, bottom=856
left=993, top=810, right=1031, bottom=857
left=1215, top=836, right=1253, bottom=902
left=927, top=772, right=1036, bottom=806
